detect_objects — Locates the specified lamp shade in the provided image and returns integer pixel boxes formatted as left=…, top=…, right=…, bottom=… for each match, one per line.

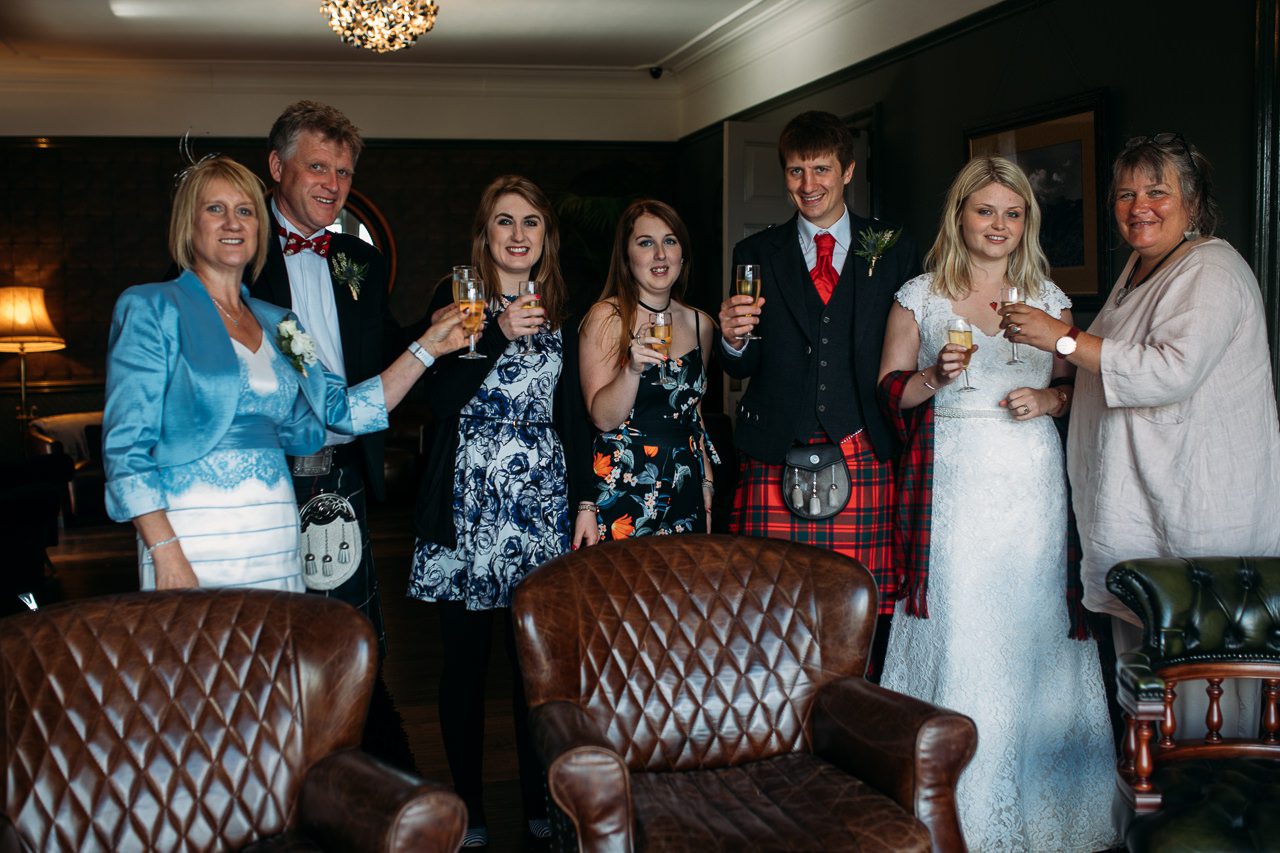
left=0, top=287, right=65, bottom=353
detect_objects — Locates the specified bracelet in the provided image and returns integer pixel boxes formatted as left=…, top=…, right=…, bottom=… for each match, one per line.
left=576, top=501, right=599, bottom=513
left=920, top=371, right=938, bottom=392
left=407, top=340, right=435, bottom=368
left=145, top=536, right=179, bottom=556
left=701, top=478, right=715, bottom=496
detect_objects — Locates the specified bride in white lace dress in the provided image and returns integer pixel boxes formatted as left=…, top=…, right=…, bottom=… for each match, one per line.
left=877, top=157, right=1118, bottom=852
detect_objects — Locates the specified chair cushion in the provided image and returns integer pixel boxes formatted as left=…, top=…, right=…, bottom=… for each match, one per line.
left=1126, top=758, right=1280, bottom=852
left=632, top=753, right=931, bottom=852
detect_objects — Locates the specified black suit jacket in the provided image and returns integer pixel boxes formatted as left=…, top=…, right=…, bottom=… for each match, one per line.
left=724, top=212, right=919, bottom=464
left=249, top=232, right=404, bottom=501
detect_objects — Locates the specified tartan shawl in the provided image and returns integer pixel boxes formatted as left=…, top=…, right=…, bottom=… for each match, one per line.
left=878, top=369, right=1090, bottom=640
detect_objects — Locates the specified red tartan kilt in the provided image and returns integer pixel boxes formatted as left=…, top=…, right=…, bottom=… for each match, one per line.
left=732, top=431, right=897, bottom=615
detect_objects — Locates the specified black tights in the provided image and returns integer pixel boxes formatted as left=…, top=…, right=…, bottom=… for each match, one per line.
left=436, top=602, right=544, bottom=828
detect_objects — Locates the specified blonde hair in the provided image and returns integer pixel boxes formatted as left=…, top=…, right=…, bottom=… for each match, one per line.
left=925, top=156, right=1049, bottom=300
left=169, top=156, right=270, bottom=281
left=471, top=175, right=568, bottom=331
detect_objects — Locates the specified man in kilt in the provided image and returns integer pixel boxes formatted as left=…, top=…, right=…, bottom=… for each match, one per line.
left=718, top=111, right=919, bottom=679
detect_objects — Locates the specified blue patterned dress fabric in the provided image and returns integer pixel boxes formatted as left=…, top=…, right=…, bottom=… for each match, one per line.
left=593, top=344, right=719, bottom=539
left=139, top=340, right=303, bottom=591
left=409, top=321, right=570, bottom=610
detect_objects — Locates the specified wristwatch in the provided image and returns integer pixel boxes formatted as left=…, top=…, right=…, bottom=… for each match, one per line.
left=1055, top=326, right=1082, bottom=360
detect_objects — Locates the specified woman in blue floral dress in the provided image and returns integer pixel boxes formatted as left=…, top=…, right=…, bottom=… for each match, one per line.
left=407, top=176, right=595, bottom=848
left=580, top=200, right=718, bottom=539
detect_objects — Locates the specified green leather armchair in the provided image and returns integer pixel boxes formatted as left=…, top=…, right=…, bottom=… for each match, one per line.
left=1106, top=557, right=1280, bottom=852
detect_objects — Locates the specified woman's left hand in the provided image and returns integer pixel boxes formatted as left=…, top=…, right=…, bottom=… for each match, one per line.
left=572, top=508, right=600, bottom=549
left=1000, top=386, right=1054, bottom=420
left=998, top=302, right=1070, bottom=353
left=497, top=294, right=547, bottom=341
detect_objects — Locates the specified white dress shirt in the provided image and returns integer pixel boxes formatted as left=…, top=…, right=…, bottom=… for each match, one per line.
left=272, top=200, right=351, bottom=447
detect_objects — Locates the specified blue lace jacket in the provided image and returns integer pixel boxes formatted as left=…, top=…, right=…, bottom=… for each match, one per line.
left=103, top=270, right=387, bottom=521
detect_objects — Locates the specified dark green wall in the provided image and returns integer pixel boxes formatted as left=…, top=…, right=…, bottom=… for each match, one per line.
left=675, top=0, right=1259, bottom=322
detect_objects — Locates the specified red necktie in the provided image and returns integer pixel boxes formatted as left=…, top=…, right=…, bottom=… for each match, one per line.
left=810, top=232, right=838, bottom=304
left=277, top=223, right=332, bottom=258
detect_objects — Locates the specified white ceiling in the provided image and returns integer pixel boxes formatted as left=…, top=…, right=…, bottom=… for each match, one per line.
left=0, top=0, right=1003, bottom=140
left=0, top=0, right=772, bottom=68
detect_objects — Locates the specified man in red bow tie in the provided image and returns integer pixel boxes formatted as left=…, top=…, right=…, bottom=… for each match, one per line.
left=717, top=111, right=919, bottom=681
left=250, top=100, right=416, bottom=773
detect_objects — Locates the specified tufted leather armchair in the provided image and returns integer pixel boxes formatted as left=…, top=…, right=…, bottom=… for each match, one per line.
left=0, top=590, right=467, bottom=852
left=512, top=535, right=977, bottom=852
left=1107, top=557, right=1280, bottom=851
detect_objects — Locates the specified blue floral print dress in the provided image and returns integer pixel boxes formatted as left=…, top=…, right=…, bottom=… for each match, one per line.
left=408, top=316, right=570, bottom=610
left=593, top=312, right=719, bottom=539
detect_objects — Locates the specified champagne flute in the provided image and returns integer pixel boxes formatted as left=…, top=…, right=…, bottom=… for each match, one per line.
left=999, top=285, right=1025, bottom=365
left=946, top=318, right=977, bottom=392
left=649, top=311, right=671, bottom=386
left=453, top=275, right=486, bottom=360
left=735, top=264, right=763, bottom=341
left=518, top=280, right=541, bottom=353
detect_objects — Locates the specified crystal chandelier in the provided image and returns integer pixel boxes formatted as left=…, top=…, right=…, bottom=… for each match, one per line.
left=320, top=0, right=439, bottom=54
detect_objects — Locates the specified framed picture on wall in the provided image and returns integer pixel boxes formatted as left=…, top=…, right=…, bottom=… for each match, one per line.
left=966, top=90, right=1108, bottom=308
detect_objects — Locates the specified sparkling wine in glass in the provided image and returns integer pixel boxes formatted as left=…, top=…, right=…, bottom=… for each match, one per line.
left=649, top=311, right=671, bottom=385
left=453, top=275, right=486, bottom=360
left=735, top=264, right=763, bottom=341
left=518, top=279, right=540, bottom=353
left=946, top=318, right=977, bottom=392
left=999, top=285, right=1025, bottom=365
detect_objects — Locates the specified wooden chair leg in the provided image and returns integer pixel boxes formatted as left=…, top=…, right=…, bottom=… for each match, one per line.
left=1263, top=679, right=1279, bottom=744
left=1160, top=682, right=1177, bottom=749
left=1205, top=678, right=1224, bottom=743
left=1122, top=712, right=1136, bottom=775
left=1133, top=719, right=1154, bottom=793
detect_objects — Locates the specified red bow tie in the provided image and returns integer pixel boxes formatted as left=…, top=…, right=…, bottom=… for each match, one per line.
left=277, top=223, right=332, bottom=258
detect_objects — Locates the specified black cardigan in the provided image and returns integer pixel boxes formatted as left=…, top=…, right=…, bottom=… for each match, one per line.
left=413, top=285, right=595, bottom=548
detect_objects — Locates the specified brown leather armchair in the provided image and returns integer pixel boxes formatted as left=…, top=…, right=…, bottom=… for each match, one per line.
left=512, top=535, right=977, bottom=852
left=0, top=590, right=467, bottom=852
left=1107, top=557, right=1280, bottom=852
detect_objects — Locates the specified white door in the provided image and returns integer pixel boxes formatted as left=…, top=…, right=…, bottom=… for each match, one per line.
left=721, top=120, right=791, bottom=420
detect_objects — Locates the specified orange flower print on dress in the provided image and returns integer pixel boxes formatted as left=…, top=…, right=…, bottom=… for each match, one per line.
left=643, top=445, right=659, bottom=457
left=611, top=514, right=636, bottom=539
left=593, top=452, right=613, bottom=478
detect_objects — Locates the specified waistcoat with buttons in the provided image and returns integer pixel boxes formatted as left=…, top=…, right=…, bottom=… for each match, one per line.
left=793, top=269, right=862, bottom=443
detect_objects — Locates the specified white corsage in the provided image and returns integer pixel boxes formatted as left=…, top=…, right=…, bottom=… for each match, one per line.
left=277, top=318, right=319, bottom=376
left=331, top=252, right=367, bottom=301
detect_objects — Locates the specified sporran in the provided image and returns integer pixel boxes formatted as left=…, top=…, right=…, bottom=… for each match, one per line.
left=299, top=492, right=362, bottom=590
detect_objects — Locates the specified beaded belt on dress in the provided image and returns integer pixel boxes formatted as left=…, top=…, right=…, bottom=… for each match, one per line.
left=460, top=413, right=552, bottom=427
left=934, top=407, right=1012, bottom=420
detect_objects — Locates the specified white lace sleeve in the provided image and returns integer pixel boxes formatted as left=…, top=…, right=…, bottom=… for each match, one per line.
left=894, top=273, right=934, bottom=327
left=1038, top=279, right=1073, bottom=319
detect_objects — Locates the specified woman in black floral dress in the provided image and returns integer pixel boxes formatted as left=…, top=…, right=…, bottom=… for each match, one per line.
left=408, top=175, right=595, bottom=848
left=580, top=199, right=718, bottom=539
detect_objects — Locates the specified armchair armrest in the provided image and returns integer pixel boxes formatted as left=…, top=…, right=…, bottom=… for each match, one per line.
left=812, top=677, right=976, bottom=853
left=1116, top=650, right=1165, bottom=708
left=530, top=700, right=633, bottom=853
left=298, top=749, right=466, bottom=853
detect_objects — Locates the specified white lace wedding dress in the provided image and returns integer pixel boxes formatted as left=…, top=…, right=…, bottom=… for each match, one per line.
left=880, top=275, right=1119, bottom=852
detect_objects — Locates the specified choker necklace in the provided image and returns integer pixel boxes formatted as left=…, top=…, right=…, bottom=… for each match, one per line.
left=1115, top=237, right=1188, bottom=307
left=209, top=294, right=243, bottom=327
left=638, top=297, right=671, bottom=313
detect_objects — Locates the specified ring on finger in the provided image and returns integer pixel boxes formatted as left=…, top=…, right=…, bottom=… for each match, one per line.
left=1018, top=405, right=1030, bottom=415
left=1009, top=324, right=1023, bottom=335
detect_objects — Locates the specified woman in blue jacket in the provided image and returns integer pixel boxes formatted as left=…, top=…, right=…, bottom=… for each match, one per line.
left=104, top=155, right=466, bottom=591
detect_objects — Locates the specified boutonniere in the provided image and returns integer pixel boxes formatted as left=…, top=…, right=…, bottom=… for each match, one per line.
left=853, top=227, right=900, bottom=277
left=331, top=252, right=367, bottom=301
left=276, top=318, right=318, bottom=376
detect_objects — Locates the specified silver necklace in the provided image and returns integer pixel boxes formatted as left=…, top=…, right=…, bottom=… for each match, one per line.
left=209, top=294, right=242, bottom=327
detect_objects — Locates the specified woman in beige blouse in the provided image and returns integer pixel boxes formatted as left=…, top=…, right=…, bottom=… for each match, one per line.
left=1001, top=134, right=1280, bottom=735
